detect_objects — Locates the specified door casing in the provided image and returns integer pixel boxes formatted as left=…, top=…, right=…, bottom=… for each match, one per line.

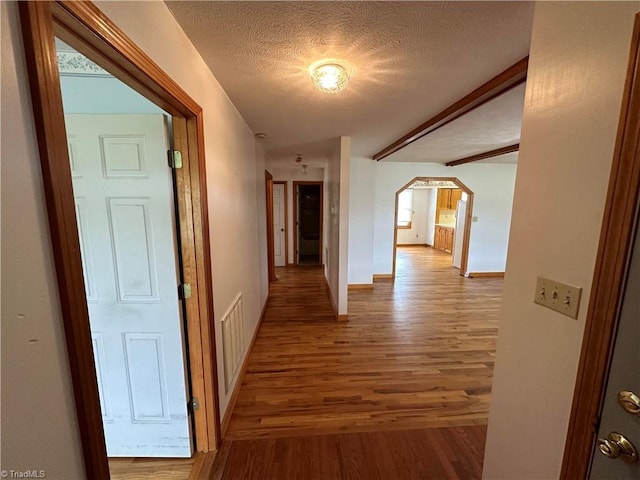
left=561, top=12, right=640, bottom=479
left=19, top=2, right=221, bottom=478
left=265, top=171, right=277, bottom=282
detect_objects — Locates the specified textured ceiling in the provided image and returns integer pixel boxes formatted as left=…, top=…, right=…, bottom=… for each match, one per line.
left=165, top=1, right=534, bottom=163
left=385, top=83, right=525, bottom=164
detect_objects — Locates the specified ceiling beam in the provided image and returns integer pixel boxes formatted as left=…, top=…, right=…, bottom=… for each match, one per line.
left=445, top=143, right=520, bottom=167
left=372, top=56, right=529, bottom=161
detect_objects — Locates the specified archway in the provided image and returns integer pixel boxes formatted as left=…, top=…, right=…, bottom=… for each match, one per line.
left=392, top=177, right=474, bottom=278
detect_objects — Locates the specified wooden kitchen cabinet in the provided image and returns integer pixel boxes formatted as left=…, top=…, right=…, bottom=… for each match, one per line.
left=436, top=188, right=462, bottom=223
left=450, top=189, right=462, bottom=209
left=444, top=227, right=454, bottom=253
left=437, top=189, right=451, bottom=209
left=437, top=188, right=462, bottom=210
left=434, top=225, right=454, bottom=253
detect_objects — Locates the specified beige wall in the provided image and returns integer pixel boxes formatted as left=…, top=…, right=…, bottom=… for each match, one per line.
left=1, top=3, right=86, bottom=477
left=483, top=3, right=640, bottom=479
left=2, top=1, right=267, bottom=476
left=338, top=137, right=351, bottom=315
left=322, top=137, right=350, bottom=316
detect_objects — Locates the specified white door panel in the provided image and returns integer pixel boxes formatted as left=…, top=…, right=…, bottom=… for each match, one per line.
left=65, top=114, right=192, bottom=457
left=273, top=183, right=286, bottom=267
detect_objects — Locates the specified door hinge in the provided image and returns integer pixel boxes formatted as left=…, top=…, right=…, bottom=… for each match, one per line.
left=168, top=150, right=183, bottom=169
left=188, top=397, right=200, bottom=414
left=178, top=283, right=192, bottom=300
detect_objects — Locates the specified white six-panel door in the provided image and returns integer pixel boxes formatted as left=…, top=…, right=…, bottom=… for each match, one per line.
left=273, top=183, right=286, bottom=267
left=66, top=114, right=192, bottom=457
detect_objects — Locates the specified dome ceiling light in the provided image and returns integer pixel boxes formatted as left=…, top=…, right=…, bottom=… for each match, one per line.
left=310, top=62, right=349, bottom=94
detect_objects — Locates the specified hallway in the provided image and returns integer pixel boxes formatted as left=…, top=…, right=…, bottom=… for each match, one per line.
left=209, top=247, right=502, bottom=478
left=226, top=246, right=502, bottom=440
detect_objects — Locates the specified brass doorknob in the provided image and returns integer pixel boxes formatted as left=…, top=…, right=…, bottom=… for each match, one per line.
left=618, top=390, right=640, bottom=416
left=598, top=432, right=638, bottom=462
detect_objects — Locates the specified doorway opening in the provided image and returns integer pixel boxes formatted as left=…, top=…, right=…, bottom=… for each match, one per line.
left=293, top=181, right=324, bottom=266
left=21, top=2, right=220, bottom=478
left=57, top=37, right=194, bottom=460
left=393, top=177, right=474, bottom=278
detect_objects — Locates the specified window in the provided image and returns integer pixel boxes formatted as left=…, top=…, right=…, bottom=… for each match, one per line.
left=397, top=189, right=414, bottom=229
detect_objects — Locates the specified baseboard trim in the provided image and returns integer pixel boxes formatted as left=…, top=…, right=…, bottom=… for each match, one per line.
left=396, top=243, right=429, bottom=247
left=373, top=273, right=394, bottom=281
left=220, top=295, right=269, bottom=436
left=348, top=283, right=374, bottom=291
left=468, top=272, right=505, bottom=278
left=337, top=314, right=349, bottom=322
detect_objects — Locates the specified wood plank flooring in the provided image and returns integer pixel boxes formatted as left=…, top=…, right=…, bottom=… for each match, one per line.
left=211, top=425, right=487, bottom=480
left=226, top=246, right=503, bottom=439
left=110, top=247, right=502, bottom=479
left=108, top=456, right=196, bottom=479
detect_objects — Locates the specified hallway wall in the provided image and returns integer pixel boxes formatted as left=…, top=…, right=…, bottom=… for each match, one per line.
left=2, top=2, right=268, bottom=477
left=483, top=2, right=640, bottom=479
left=2, top=3, right=85, bottom=477
left=324, top=137, right=351, bottom=316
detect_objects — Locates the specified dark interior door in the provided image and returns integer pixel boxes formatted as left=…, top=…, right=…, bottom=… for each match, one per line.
left=297, top=184, right=321, bottom=265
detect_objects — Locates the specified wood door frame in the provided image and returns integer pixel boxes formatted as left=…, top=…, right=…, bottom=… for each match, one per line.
left=392, top=177, right=474, bottom=278
left=19, top=2, right=221, bottom=478
left=273, top=181, right=289, bottom=267
left=292, top=181, right=324, bottom=266
left=265, top=171, right=277, bottom=282
left=561, top=12, right=640, bottom=479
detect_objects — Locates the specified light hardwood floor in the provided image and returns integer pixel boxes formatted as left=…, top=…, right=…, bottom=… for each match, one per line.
left=110, top=246, right=502, bottom=478
left=211, top=425, right=487, bottom=480
left=108, top=456, right=197, bottom=479
left=226, top=246, right=502, bottom=439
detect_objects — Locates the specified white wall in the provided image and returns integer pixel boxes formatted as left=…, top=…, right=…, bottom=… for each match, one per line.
left=2, top=4, right=268, bottom=476
left=338, top=137, right=351, bottom=315
left=396, top=188, right=432, bottom=245
left=324, top=137, right=350, bottom=315
left=483, top=3, right=640, bottom=479
left=367, top=161, right=517, bottom=275
left=256, top=143, right=269, bottom=307
left=347, top=157, right=376, bottom=284
left=271, top=166, right=324, bottom=264
left=2, top=3, right=85, bottom=477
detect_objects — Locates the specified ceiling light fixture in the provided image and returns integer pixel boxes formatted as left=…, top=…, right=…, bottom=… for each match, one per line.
left=310, top=63, right=349, bottom=94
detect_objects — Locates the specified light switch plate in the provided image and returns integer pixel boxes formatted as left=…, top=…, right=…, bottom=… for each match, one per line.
left=534, top=276, right=582, bottom=319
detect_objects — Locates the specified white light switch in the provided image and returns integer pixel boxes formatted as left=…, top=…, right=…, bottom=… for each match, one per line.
left=534, top=276, right=582, bottom=319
